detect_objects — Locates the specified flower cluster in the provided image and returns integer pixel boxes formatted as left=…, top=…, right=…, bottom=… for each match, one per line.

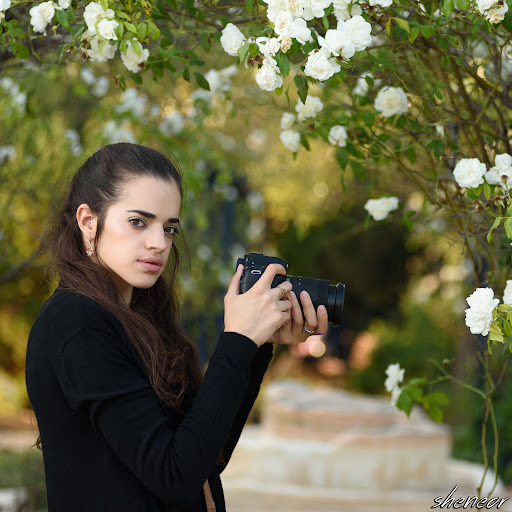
left=384, top=363, right=404, bottom=406
left=464, top=288, right=500, bottom=336
left=453, top=154, right=512, bottom=191
left=364, top=196, right=399, bottom=221
left=476, top=0, right=508, bottom=24
left=279, top=95, right=325, bottom=152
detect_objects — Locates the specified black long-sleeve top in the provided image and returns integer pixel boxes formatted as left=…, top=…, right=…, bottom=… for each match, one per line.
left=25, top=289, right=273, bottom=512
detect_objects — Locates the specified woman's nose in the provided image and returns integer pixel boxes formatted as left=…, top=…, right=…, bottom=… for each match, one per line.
left=145, top=227, right=167, bottom=252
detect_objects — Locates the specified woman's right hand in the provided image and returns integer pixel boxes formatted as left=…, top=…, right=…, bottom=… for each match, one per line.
left=223, top=264, right=293, bottom=347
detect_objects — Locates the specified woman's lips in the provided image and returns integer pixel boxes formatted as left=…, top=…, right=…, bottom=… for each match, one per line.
left=139, top=259, right=162, bottom=272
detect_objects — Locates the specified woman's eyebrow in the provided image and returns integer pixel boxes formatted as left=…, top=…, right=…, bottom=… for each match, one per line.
left=126, top=209, right=180, bottom=224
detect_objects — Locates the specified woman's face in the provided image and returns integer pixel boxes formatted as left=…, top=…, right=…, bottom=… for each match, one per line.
left=95, top=175, right=182, bottom=304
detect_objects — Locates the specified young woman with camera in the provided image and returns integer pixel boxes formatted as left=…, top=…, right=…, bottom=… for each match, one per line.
left=25, top=143, right=328, bottom=512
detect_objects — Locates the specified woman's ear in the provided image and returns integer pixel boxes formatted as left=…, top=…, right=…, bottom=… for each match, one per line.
left=76, top=203, right=98, bottom=240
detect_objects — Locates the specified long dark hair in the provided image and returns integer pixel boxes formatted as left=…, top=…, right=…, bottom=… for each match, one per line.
left=45, top=143, right=202, bottom=414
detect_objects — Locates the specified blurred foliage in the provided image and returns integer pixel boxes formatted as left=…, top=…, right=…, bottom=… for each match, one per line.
left=0, top=450, right=46, bottom=510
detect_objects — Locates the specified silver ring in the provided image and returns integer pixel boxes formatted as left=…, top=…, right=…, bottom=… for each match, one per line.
left=303, top=325, right=315, bottom=335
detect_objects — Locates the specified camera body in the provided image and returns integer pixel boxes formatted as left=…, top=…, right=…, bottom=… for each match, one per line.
left=237, top=252, right=345, bottom=326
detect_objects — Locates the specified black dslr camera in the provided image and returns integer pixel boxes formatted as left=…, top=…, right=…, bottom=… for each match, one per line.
left=237, top=252, right=345, bottom=326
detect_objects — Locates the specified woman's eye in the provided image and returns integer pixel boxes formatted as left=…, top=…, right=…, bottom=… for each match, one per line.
left=165, top=226, right=179, bottom=236
left=129, top=218, right=145, bottom=228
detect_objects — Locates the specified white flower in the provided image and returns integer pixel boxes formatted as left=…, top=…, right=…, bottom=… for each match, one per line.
left=80, top=67, right=95, bottom=85
left=477, top=0, right=496, bottom=11
left=256, top=37, right=281, bottom=57
left=0, top=145, right=16, bottom=164
left=58, top=0, right=70, bottom=9
left=103, top=121, right=136, bottom=144
left=280, top=129, right=301, bottom=152
left=485, top=167, right=512, bottom=188
left=369, top=0, right=392, bottom=6
left=495, top=153, right=512, bottom=168
left=374, top=86, right=408, bottom=117
left=115, top=88, right=147, bottom=118
left=255, top=57, right=283, bottom=91
left=29, top=1, right=55, bottom=34
left=266, top=0, right=290, bottom=22
left=280, top=112, right=296, bottom=130
left=97, top=18, right=119, bottom=40
left=220, top=23, right=246, bottom=57
left=364, top=196, right=399, bottom=221
left=120, top=40, right=149, bottom=73
left=288, top=17, right=313, bottom=44
left=302, top=0, right=331, bottom=20
left=295, top=95, right=323, bottom=121
left=339, top=15, right=372, bottom=52
left=332, top=0, right=362, bottom=21
left=453, top=158, right=486, bottom=189
left=0, top=0, right=11, bottom=11
left=465, top=287, right=500, bottom=336
left=84, top=2, right=114, bottom=35
left=273, top=10, right=295, bottom=36
left=92, top=76, right=110, bottom=96
left=328, top=125, right=348, bottom=146
left=436, top=123, right=445, bottom=137
left=87, top=36, right=117, bottom=61
left=503, top=280, right=512, bottom=306
left=353, top=72, right=381, bottom=96
left=487, top=4, right=508, bottom=23
left=384, top=363, right=404, bottom=406
left=160, top=111, right=185, bottom=136
left=304, top=49, right=341, bottom=81
left=318, top=29, right=355, bottom=59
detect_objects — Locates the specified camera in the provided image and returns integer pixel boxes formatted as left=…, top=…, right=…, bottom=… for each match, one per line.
left=237, top=252, right=345, bottom=326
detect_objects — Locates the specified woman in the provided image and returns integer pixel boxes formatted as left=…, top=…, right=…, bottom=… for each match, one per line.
left=25, top=143, right=327, bottom=512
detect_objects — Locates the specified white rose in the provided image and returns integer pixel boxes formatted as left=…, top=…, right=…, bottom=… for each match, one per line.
left=87, top=36, right=117, bottom=61
left=266, top=0, right=289, bottom=22
left=318, top=29, right=356, bottom=59
left=436, top=123, right=445, bottom=137
left=289, top=17, right=313, bottom=44
left=453, top=158, right=486, bottom=189
left=369, top=0, right=392, bottom=6
left=0, top=0, right=11, bottom=11
left=332, top=0, right=362, bottom=21
left=384, top=363, right=404, bottom=406
left=84, top=2, right=114, bottom=35
left=280, top=129, right=301, bottom=152
left=364, top=196, right=399, bottom=221
left=328, top=125, right=348, bottom=146
left=339, top=15, right=372, bottom=52
left=302, top=0, right=331, bottom=20
left=279, top=35, right=293, bottom=52
left=120, top=40, right=149, bottom=73
left=465, top=287, right=500, bottom=336
left=304, top=49, right=341, bottom=81
left=160, top=112, right=185, bottom=136
left=58, top=0, right=70, bottom=9
left=39, top=1, right=55, bottom=21
left=503, top=280, right=512, bottom=306
left=220, top=23, right=246, bottom=57
left=495, top=153, right=512, bottom=169
left=477, top=0, right=496, bottom=11
left=256, top=37, right=281, bottom=57
left=97, top=18, right=119, bottom=40
left=255, top=57, right=283, bottom=91
left=29, top=5, right=49, bottom=33
left=374, top=86, right=408, bottom=117
left=280, top=112, right=296, bottom=130
left=273, top=11, right=294, bottom=36
left=487, top=3, right=508, bottom=23
left=485, top=167, right=512, bottom=188
left=295, top=95, right=323, bottom=121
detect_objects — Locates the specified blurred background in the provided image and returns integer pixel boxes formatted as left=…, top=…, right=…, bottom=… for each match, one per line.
left=1, top=46, right=511, bottom=510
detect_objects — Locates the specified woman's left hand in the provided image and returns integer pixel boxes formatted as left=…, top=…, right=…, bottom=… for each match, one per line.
left=267, top=290, right=329, bottom=346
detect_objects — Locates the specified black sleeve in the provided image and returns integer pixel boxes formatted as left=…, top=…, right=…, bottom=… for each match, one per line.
left=217, top=343, right=274, bottom=473
left=57, top=313, right=259, bottom=509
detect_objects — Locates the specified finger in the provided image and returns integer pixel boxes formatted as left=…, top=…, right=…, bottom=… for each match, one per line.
left=275, top=282, right=293, bottom=300
left=225, top=264, right=244, bottom=297
left=315, top=305, right=329, bottom=335
left=255, top=263, right=287, bottom=290
left=300, top=291, right=318, bottom=333
left=289, top=291, right=304, bottom=328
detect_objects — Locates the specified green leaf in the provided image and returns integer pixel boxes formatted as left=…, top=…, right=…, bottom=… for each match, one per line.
left=361, top=111, right=374, bottom=127
left=350, top=160, right=365, bottom=179
left=55, top=9, right=71, bottom=30
left=396, top=390, right=413, bottom=416
left=237, top=42, right=250, bottom=63
left=137, top=22, right=148, bottom=41
left=182, top=66, right=190, bottom=82
left=100, top=0, right=108, bottom=12
left=200, top=32, right=211, bottom=51
left=294, top=75, right=308, bottom=104
left=125, top=22, right=137, bottom=34
left=406, top=146, right=416, bottom=164
left=428, top=392, right=450, bottom=405
left=503, top=320, right=512, bottom=338
left=420, top=25, right=433, bottom=38
left=503, top=12, right=512, bottom=34
left=336, top=148, right=348, bottom=169
left=246, top=0, right=254, bottom=14
left=406, top=387, right=423, bottom=402
left=456, top=0, right=469, bottom=8
left=394, top=17, right=410, bottom=33
left=489, top=323, right=504, bottom=343
left=219, top=16, right=230, bottom=27
left=70, top=25, right=86, bottom=41
left=442, top=0, right=453, bottom=17
left=483, top=183, right=492, bottom=200
left=193, top=71, right=210, bottom=91
left=130, top=38, right=141, bottom=57
left=10, top=41, right=29, bottom=59
left=347, top=143, right=364, bottom=159
left=426, top=403, right=443, bottom=422
left=130, top=71, right=142, bottom=84
left=322, top=12, right=329, bottom=31
left=409, top=377, right=427, bottom=386
left=504, top=217, right=512, bottom=239
left=276, top=52, right=290, bottom=77
left=408, top=26, right=420, bottom=43
left=487, top=216, right=502, bottom=243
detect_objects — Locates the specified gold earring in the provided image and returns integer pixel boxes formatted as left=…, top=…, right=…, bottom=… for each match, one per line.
left=86, top=237, right=94, bottom=257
